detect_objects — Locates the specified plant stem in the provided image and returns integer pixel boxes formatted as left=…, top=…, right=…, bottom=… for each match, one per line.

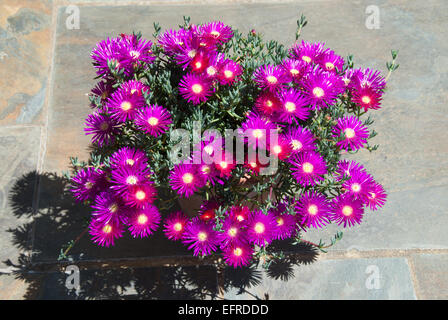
left=63, top=227, right=89, bottom=258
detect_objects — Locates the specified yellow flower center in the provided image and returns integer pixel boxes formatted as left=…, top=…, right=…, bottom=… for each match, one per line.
left=266, top=75, right=278, bottom=84
left=206, top=66, right=217, bottom=76
left=192, top=84, right=203, bottom=94
left=201, top=165, right=210, bottom=174
left=220, top=161, right=228, bottom=169
left=325, top=62, right=335, bottom=70
left=302, top=162, right=314, bottom=173
left=126, top=158, right=135, bottom=166
left=198, top=231, right=207, bottom=241
left=342, top=205, right=353, bottom=216
left=174, top=222, right=183, bottom=232
left=254, top=222, right=265, bottom=234
left=344, top=128, right=356, bottom=139
left=302, top=56, right=311, bottom=63
left=285, top=102, right=296, bottom=112
left=253, top=129, right=263, bottom=139
left=102, top=224, right=112, bottom=234
left=291, top=139, right=303, bottom=150
left=276, top=216, right=284, bottom=226
left=228, top=227, right=238, bottom=237
left=233, top=247, right=243, bottom=257
left=362, top=96, right=371, bottom=104
left=224, top=70, right=234, bottom=78
left=182, top=173, right=194, bottom=184
left=109, top=203, right=119, bottom=213
left=266, top=100, right=273, bottom=107
left=250, top=162, right=257, bottom=168
left=273, top=145, right=282, bottom=154
left=135, top=190, right=146, bottom=200
left=121, top=101, right=132, bottom=111
left=290, top=68, right=299, bottom=75
left=204, top=145, right=214, bottom=155
left=137, top=214, right=148, bottom=225
left=369, top=192, right=376, bottom=199
left=210, top=30, right=220, bottom=38
left=148, top=117, right=159, bottom=126
left=313, top=87, right=325, bottom=98
left=351, top=183, right=361, bottom=193
left=126, top=176, right=138, bottom=185
left=308, top=204, right=318, bottom=215
left=85, top=181, right=93, bottom=189
left=187, top=49, right=197, bottom=58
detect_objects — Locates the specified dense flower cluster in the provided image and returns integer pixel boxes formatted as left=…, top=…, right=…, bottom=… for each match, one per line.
left=70, top=19, right=390, bottom=268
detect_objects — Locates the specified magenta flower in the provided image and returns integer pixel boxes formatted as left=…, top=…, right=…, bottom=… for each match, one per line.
left=352, top=86, right=383, bottom=111
left=365, top=182, right=387, bottom=211
left=330, top=193, right=365, bottom=227
left=240, top=112, right=277, bottom=150
left=253, top=64, right=288, bottom=92
left=107, top=86, right=146, bottom=122
left=89, top=219, right=124, bottom=247
left=91, top=37, right=125, bottom=78
left=351, top=68, right=386, bottom=92
left=92, top=192, right=128, bottom=225
left=179, top=73, right=212, bottom=104
left=247, top=210, right=276, bottom=247
left=164, top=211, right=189, bottom=241
left=222, top=244, right=254, bottom=268
left=335, top=159, right=366, bottom=181
left=158, top=28, right=189, bottom=56
left=281, top=58, right=310, bottom=82
left=272, top=211, right=297, bottom=240
left=318, top=49, right=344, bottom=72
left=201, top=21, right=233, bottom=45
left=198, top=200, right=220, bottom=223
left=182, top=217, right=220, bottom=256
left=289, top=151, right=327, bottom=186
left=302, top=67, right=344, bottom=110
left=214, top=152, right=236, bottom=178
left=333, top=116, right=369, bottom=151
left=282, top=126, right=316, bottom=154
left=295, top=191, right=332, bottom=228
left=218, top=59, right=242, bottom=85
left=110, top=165, right=151, bottom=195
left=71, top=167, right=105, bottom=202
left=91, top=80, right=114, bottom=104
left=122, top=183, right=157, bottom=208
left=120, top=80, right=150, bottom=96
left=84, top=112, right=120, bottom=147
left=254, top=91, right=282, bottom=116
left=169, top=163, right=202, bottom=198
left=289, top=41, right=326, bottom=64
left=119, top=34, right=155, bottom=68
left=277, top=89, right=310, bottom=124
left=342, top=170, right=375, bottom=200
left=135, top=105, right=172, bottom=137
left=109, top=147, right=148, bottom=169
left=128, top=205, right=161, bottom=238
left=218, top=218, right=248, bottom=249
left=228, top=206, right=251, bottom=225
left=269, top=135, right=292, bottom=160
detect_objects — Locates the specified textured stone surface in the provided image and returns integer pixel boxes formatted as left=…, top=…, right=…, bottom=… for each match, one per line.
left=224, top=257, right=416, bottom=300
left=0, top=0, right=53, bottom=125
left=0, top=126, right=41, bottom=267
left=411, top=254, right=448, bottom=300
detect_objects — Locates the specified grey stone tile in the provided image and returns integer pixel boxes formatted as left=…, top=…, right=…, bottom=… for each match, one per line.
left=0, top=0, right=53, bottom=125
left=411, top=253, right=448, bottom=300
left=224, top=257, right=417, bottom=300
left=0, top=126, right=41, bottom=267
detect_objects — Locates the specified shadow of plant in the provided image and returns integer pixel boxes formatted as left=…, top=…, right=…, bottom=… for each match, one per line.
left=1, top=171, right=319, bottom=300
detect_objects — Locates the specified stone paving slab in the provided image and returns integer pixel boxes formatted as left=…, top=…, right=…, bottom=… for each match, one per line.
left=0, top=0, right=53, bottom=125
left=0, top=126, right=41, bottom=267
left=224, top=257, right=417, bottom=300
left=36, top=0, right=448, bottom=264
left=410, top=253, right=448, bottom=300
